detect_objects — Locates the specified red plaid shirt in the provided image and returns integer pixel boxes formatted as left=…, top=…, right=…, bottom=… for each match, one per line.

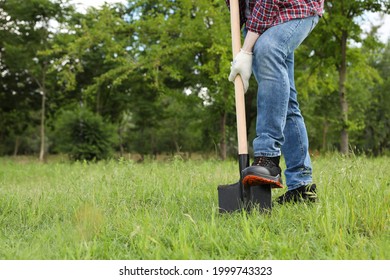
left=225, top=0, right=324, bottom=35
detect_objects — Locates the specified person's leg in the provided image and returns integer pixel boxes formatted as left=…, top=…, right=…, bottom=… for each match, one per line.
left=242, top=16, right=319, bottom=191
left=281, top=52, right=313, bottom=190
left=276, top=51, right=318, bottom=203
left=252, top=16, right=318, bottom=157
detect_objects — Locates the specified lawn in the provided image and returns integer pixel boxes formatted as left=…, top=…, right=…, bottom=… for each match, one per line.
left=0, top=154, right=388, bottom=259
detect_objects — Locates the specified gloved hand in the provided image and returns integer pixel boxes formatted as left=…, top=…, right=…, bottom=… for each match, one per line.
left=228, top=49, right=253, bottom=93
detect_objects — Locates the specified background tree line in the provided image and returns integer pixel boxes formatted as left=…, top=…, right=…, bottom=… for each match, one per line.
left=0, top=0, right=389, bottom=161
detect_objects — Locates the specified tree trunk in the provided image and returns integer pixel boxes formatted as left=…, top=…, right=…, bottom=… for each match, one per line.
left=220, top=110, right=227, bottom=160
left=322, top=118, right=328, bottom=151
left=338, top=30, right=349, bottom=155
left=118, top=126, right=124, bottom=157
left=13, top=136, right=20, bottom=156
left=39, top=88, right=46, bottom=161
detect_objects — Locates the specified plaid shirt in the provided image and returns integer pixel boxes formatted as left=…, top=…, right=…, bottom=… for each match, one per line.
left=225, top=0, right=324, bottom=35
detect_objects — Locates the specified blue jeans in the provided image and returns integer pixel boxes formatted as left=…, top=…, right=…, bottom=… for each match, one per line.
left=251, top=16, right=319, bottom=190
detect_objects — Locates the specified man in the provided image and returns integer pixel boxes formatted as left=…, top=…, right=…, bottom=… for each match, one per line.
left=227, top=0, right=324, bottom=204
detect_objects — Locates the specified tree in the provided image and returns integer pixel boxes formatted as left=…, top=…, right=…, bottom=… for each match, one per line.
left=128, top=0, right=243, bottom=159
left=0, top=0, right=73, bottom=160
left=363, top=39, right=390, bottom=155
left=297, top=0, right=389, bottom=154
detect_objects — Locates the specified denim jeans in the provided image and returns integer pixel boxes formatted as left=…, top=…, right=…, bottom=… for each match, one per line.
left=251, top=15, right=319, bottom=190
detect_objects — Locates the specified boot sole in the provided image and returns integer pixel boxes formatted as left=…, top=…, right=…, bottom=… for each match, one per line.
left=242, top=175, right=284, bottom=189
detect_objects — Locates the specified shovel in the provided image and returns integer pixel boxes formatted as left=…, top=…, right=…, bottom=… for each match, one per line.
left=217, top=0, right=272, bottom=213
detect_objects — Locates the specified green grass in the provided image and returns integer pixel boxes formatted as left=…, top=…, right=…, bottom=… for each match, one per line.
left=0, top=154, right=389, bottom=260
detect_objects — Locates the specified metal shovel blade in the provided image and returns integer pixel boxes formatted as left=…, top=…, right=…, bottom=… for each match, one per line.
left=217, top=182, right=272, bottom=213
left=217, top=181, right=243, bottom=213
left=217, top=154, right=249, bottom=213
left=248, top=184, right=272, bottom=212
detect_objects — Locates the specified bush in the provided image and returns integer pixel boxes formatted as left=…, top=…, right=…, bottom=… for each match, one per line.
left=54, top=108, right=117, bottom=161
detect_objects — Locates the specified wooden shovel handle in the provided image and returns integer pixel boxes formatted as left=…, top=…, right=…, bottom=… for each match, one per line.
left=230, top=0, right=248, bottom=155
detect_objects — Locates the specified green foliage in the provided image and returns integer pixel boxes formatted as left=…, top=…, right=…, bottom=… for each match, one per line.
left=1, top=0, right=390, bottom=157
left=0, top=0, right=75, bottom=160
left=54, top=107, right=117, bottom=161
left=295, top=0, right=389, bottom=153
left=129, top=0, right=239, bottom=158
left=49, top=4, right=136, bottom=121
left=362, top=39, right=390, bottom=155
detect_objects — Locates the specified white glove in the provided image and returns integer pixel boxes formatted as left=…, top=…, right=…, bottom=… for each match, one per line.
left=228, top=49, right=253, bottom=93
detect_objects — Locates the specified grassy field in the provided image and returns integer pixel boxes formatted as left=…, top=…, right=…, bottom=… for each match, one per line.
left=0, top=154, right=388, bottom=260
